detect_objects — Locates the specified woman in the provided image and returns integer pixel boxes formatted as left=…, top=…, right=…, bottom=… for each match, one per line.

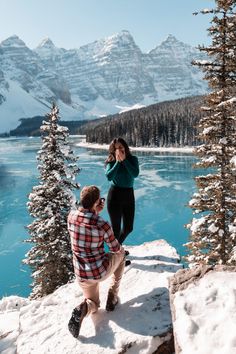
left=105, top=138, right=139, bottom=245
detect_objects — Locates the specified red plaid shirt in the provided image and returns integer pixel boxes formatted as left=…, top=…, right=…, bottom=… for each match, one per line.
left=67, top=209, right=121, bottom=280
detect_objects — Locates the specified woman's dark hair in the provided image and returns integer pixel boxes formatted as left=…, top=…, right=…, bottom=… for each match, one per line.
left=105, top=137, right=131, bottom=165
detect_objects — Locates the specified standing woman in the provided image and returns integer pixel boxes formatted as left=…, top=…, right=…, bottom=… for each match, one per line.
left=105, top=137, right=139, bottom=245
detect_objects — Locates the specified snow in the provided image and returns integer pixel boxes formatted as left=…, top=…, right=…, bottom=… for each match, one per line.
left=1, top=242, right=236, bottom=354
left=189, top=217, right=206, bottom=233
left=0, top=240, right=181, bottom=354
left=0, top=80, right=48, bottom=133
left=230, top=156, right=236, bottom=167
left=219, top=137, right=227, bottom=145
left=231, top=247, right=236, bottom=261
left=173, top=271, right=236, bottom=354
left=208, top=224, right=219, bottom=233
left=202, top=126, right=216, bottom=135
left=218, top=97, right=236, bottom=107
left=193, top=60, right=210, bottom=65
left=0, top=82, right=83, bottom=134
left=76, top=141, right=194, bottom=153
left=116, top=103, right=146, bottom=113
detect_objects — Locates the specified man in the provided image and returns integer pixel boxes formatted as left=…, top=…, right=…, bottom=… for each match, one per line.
left=67, top=185, right=126, bottom=338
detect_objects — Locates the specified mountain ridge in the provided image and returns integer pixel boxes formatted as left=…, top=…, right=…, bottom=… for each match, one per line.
left=0, top=31, right=208, bottom=133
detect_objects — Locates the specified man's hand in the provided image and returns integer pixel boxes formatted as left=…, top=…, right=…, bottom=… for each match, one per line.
left=95, top=198, right=105, bottom=214
left=119, top=246, right=125, bottom=254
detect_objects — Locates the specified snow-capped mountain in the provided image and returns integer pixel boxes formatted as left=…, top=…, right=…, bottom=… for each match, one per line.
left=144, top=34, right=207, bottom=100
left=0, top=31, right=208, bottom=133
left=35, top=31, right=156, bottom=105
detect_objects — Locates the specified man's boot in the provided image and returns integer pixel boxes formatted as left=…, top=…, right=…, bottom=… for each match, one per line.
left=105, top=291, right=119, bottom=311
left=68, top=300, right=88, bottom=338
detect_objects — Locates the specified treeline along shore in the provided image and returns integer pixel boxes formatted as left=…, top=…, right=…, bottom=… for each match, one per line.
left=6, top=116, right=89, bottom=137
left=77, top=95, right=204, bottom=147
left=5, top=95, right=204, bottom=147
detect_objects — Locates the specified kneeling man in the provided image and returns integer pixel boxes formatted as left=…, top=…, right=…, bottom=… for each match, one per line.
left=67, top=185, right=125, bottom=338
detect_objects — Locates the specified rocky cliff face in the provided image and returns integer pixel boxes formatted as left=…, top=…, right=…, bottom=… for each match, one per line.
left=36, top=31, right=156, bottom=104
left=0, top=35, right=71, bottom=105
left=0, top=69, right=8, bottom=104
left=0, top=31, right=208, bottom=132
left=144, top=34, right=207, bottom=100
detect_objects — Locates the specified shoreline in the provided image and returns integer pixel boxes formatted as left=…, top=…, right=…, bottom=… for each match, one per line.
left=76, top=141, right=194, bottom=153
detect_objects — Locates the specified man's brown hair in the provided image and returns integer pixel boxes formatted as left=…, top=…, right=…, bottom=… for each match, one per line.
left=80, top=185, right=100, bottom=209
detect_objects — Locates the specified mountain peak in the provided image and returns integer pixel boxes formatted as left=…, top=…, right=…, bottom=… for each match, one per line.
left=159, top=34, right=185, bottom=47
left=0, top=35, right=27, bottom=48
left=149, top=34, right=191, bottom=55
left=110, top=30, right=135, bottom=43
left=165, top=34, right=178, bottom=43
left=100, top=30, right=140, bottom=53
left=37, top=37, right=56, bottom=49
left=117, top=29, right=133, bottom=38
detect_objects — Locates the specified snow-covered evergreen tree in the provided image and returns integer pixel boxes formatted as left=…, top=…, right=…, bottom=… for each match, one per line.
left=24, top=104, right=80, bottom=298
left=186, top=0, right=236, bottom=265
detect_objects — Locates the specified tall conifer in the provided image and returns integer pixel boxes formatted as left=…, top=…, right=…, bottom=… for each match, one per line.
left=186, top=0, right=236, bottom=265
left=24, top=104, right=80, bottom=298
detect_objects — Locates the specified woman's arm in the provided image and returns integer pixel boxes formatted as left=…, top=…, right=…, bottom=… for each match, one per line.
left=122, top=156, right=139, bottom=178
left=105, top=161, right=120, bottom=181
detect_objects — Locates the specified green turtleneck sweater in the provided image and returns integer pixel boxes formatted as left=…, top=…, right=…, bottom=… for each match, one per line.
left=105, top=155, right=139, bottom=188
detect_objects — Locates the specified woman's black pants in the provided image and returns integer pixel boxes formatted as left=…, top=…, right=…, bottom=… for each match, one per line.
left=107, top=185, right=135, bottom=244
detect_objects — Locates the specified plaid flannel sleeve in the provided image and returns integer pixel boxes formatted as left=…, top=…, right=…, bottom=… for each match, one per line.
left=102, top=221, right=121, bottom=252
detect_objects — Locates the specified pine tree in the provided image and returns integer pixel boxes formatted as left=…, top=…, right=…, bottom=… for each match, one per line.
left=24, top=104, right=80, bottom=298
left=186, top=0, right=236, bottom=265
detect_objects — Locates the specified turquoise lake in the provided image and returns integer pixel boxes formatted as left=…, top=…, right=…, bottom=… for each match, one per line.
left=0, top=137, right=200, bottom=298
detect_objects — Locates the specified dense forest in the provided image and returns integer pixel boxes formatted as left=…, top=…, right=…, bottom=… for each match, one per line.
left=8, top=116, right=88, bottom=137
left=77, top=95, right=204, bottom=147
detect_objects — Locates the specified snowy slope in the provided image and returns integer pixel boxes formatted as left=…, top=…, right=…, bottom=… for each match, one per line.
left=0, top=240, right=181, bottom=354
left=0, top=80, right=81, bottom=133
left=0, top=80, right=48, bottom=132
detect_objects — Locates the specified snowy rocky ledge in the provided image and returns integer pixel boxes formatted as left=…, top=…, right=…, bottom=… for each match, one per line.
left=76, top=141, right=194, bottom=153
left=169, top=265, right=236, bottom=354
left=1, top=240, right=236, bottom=354
left=0, top=240, right=180, bottom=354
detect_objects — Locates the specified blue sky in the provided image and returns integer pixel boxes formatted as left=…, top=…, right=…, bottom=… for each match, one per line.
left=0, top=0, right=215, bottom=51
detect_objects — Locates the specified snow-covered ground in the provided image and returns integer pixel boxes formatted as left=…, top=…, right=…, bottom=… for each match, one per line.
left=0, top=240, right=181, bottom=354
left=1, top=240, right=236, bottom=354
left=172, top=270, right=236, bottom=354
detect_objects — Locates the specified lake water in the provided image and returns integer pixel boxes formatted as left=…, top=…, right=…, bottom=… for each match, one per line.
left=0, top=136, right=199, bottom=298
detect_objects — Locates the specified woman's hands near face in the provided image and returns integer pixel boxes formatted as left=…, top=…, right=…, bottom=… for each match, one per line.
left=114, top=142, right=126, bottom=162
left=115, top=149, right=121, bottom=161
left=115, top=149, right=126, bottom=162
left=120, top=150, right=126, bottom=161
